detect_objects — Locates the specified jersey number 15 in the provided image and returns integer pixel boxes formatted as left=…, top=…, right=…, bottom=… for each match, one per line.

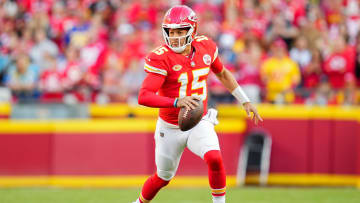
left=178, top=67, right=210, bottom=101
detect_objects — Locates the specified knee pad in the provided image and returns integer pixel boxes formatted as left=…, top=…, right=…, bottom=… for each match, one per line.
left=204, top=150, right=224, bottom=171
left=157, top=169, right=175, bottom=181
left=156, top=155, right=178, bottom=181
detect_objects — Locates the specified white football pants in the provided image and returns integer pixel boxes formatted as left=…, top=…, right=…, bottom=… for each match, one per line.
left=154, top=109, right=220, bottom=181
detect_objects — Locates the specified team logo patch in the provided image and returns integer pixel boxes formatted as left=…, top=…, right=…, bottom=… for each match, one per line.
left=172, top=64, right=182, bottom=71
left=203, top=54, right=212, bottom=65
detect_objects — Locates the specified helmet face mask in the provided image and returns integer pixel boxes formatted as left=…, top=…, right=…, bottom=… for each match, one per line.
left=162, top=5, right=198, bottom=53
left=162, top=26, right=194, bottom=53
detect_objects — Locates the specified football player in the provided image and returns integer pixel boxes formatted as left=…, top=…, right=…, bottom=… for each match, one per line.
left=133, top=5, right=262, bottom=203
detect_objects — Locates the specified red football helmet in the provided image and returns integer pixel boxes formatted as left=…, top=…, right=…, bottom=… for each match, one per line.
left=162, top=5, right=198, bottom=53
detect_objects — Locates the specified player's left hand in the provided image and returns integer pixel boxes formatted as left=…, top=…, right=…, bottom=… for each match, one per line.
left=243, top=102, right=263, bottom=125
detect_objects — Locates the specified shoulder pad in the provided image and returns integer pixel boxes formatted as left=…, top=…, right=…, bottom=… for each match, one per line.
left=146, top=45, right=171, bottom=61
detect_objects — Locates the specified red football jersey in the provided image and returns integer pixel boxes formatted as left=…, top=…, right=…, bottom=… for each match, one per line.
left=143, top=35, right=222, bottom=125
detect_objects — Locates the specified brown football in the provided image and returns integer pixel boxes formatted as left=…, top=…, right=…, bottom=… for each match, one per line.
left=178, top=100, right=204, bottom=131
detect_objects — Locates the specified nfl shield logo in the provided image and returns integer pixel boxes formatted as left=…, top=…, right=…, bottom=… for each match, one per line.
left=203, top=54, right=211, bottom=65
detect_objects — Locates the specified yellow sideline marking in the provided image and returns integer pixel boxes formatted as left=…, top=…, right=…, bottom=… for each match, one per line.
left=218, top=104, right=360, bottom=120
left=89, top=103, right=132, bottom=117
left=0, top=174, right=358, bottom=188
left=90, top=103, right=360, bottom=120
left=215, top=119, right=245, bottom=133
left=54, top=119, right=156, bottom=133
left=0, top=119, right=156, bottom=133
left=0, top=118, right=245, bottom=134
left=0, top=121, right=54, bottom=133
left=3, top=102, right=360, bottom=120
left=90, top=104, right=158, bottom=117
left=51, top=176, right=149, bottom=187
left=0, top=103, right=10, bottom=115
left=246, top=173, right=358, bottom=186
left=0, top=176, right=50, bottom=187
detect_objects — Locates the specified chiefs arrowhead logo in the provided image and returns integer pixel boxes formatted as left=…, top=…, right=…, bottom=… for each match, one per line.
left=172, top=64, right=182, bottom=71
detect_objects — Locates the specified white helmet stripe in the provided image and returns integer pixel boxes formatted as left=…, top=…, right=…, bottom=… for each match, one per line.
left=163, top=24, right=191, bottom=29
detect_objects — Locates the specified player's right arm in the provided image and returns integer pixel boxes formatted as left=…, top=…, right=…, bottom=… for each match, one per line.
left=138, top=73, right=174, bottom=108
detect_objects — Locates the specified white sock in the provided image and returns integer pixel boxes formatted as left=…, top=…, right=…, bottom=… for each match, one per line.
left=213, top=195, right=225, bottom=203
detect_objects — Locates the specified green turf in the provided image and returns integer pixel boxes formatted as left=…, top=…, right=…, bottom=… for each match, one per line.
left=0, top=187, right=359, bottom=203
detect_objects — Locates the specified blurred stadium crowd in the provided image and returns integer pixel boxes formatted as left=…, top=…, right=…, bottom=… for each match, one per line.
left=0, top=0, right=360, bottom=105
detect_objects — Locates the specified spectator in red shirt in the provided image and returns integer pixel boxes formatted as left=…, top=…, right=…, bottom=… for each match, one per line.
left=235, top=39, right=264, bottom=103
left=303, top=49, right=323, bottom=90
left=323, top=36, right=355, bottom=89
left=38, top=55, right=63, bottom=102
left=61, top=46, right=82, bottom=91
left=242, top=4, right=270, bottom=39
left=101, top=37, right=126, bottom=102
left=80, top=29, right=107, bottom=90
left=126, top=0, right=159, bottom=29
left=21, top=0, right=53, bottom=15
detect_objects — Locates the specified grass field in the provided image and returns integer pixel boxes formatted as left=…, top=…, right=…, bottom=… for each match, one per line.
left=0, top=187, right=359, bottom=203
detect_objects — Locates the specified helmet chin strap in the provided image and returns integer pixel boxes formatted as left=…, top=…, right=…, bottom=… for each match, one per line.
left=171, top=46, right=187, bottom=53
